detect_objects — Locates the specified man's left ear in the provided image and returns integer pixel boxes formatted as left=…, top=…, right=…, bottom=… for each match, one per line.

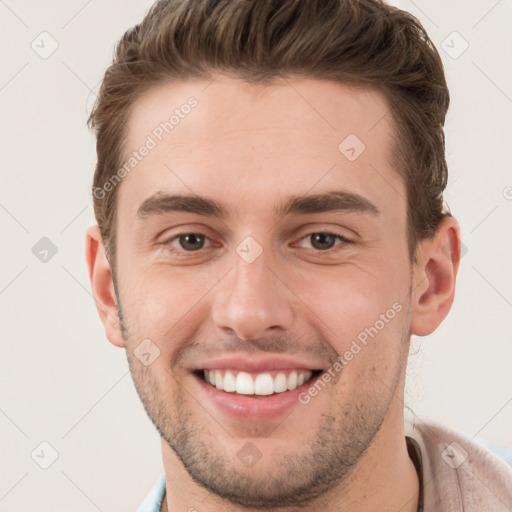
left=410, top=215, right=462, bottom=336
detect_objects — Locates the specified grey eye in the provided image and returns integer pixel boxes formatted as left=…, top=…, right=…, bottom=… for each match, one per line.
left=309, top=233, right=337, bottom=251
left=177, top=233, right=206, bottom=251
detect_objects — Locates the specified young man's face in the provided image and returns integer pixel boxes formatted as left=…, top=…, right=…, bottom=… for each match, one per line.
left=88, top=76, right=454, bottom=507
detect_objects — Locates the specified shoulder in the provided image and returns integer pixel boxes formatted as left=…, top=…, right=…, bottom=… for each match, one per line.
left=406, top=419, right=512, bottom=511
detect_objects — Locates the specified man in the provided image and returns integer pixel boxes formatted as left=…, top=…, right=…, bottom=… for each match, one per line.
left=85, top=0, right=512, bottom=511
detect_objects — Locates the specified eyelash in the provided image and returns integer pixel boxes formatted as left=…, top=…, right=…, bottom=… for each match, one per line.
left=161, top=230, right=354, bottom=256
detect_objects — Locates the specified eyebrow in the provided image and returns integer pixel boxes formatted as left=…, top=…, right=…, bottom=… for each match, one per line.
left=136, top=190, right=380, bottom=220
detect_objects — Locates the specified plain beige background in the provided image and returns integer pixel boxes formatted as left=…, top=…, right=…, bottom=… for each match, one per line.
left=1, top=1, right=511, bottom=510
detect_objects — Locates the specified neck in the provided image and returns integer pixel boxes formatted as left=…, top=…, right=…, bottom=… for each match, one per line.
left=159, top=400, right=419, bottom=512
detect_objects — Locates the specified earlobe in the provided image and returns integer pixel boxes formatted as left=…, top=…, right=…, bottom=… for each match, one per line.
left=410, top=216, right=461, bottom=336
left=85, top=225, right=125, bottom=348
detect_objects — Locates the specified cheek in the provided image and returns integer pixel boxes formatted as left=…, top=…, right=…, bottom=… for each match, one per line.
left=291, top=264, right=409, bottom=373
left=117, top=264, right=223, bottom=351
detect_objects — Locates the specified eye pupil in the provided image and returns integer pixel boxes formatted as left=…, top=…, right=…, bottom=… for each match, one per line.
left=179, top=233, right=205, bottom=251
left=311, top=233, right=336, bottom=250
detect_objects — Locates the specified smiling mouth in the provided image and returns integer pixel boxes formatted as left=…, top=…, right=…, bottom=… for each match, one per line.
left=194, top=368, right=323, bottom=396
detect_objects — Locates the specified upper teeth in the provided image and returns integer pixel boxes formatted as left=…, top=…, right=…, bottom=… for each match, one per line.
left=203, top=369, right=314, bottom=395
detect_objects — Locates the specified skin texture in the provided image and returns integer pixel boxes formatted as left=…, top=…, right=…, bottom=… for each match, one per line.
left=86, top=76, right=461, bottom=512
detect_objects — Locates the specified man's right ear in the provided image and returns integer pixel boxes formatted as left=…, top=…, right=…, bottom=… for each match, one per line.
left=85, top=225, right=125, bottom=348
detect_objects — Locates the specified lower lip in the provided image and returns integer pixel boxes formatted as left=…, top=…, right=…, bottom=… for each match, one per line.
left=192, top=371, right=323, bottom=421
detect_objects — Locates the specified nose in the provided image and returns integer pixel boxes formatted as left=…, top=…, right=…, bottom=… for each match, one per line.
left=211, top=246, right=295, bottom=341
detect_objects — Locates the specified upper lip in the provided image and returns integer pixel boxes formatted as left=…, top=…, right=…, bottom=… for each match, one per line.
left=191, top=355, right=324, bottom=373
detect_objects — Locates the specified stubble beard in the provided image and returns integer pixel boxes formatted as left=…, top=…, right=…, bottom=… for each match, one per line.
left=115, top=280, right=411, bottom=509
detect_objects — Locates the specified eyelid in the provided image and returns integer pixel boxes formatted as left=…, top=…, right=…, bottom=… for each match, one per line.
left=162, top=232, right=215, bottom=251
left=293, top=230, right=355, bottom=251
left=160, top=228, right=355, bottom=256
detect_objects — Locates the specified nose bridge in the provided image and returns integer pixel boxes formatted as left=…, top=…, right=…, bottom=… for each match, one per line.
left=211, top=237, right=294, bottom=340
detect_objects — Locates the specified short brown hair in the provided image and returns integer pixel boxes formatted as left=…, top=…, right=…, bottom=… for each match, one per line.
left=88, top=0, right=450, bottom=267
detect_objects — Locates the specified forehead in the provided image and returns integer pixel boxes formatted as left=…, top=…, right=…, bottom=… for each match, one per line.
left=119, top=76, right=404, bottom=221
left=126, top=76, right=390, bottom=146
